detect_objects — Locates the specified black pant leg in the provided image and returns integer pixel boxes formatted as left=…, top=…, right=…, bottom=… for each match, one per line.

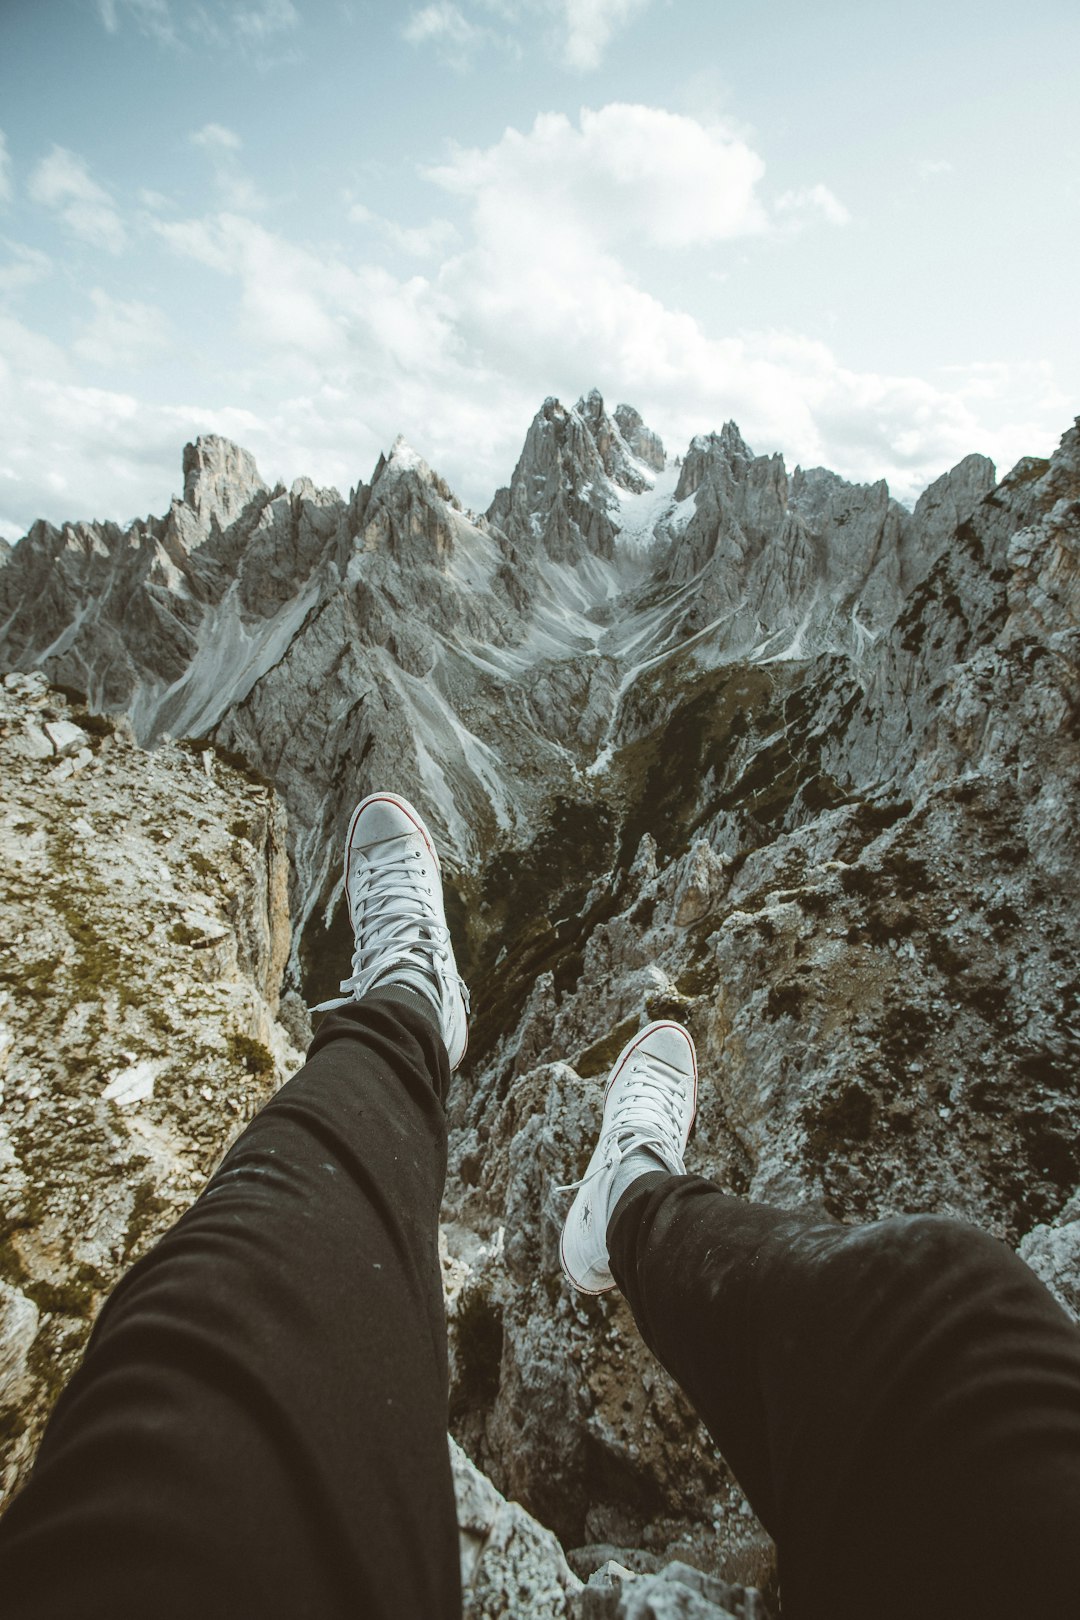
left=608, top=1173, right=1080, bottom=1620
left=0, top=994, right=462, bottom=1620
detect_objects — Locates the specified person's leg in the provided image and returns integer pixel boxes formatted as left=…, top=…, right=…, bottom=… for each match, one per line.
left=0, top=788, right=472, bottom=1620
left=559, top=1020, right=1080, bottom=1618
left=608, top=1175, right=1080, bottom=1619
left=0, top=994, right=461, bottom=1620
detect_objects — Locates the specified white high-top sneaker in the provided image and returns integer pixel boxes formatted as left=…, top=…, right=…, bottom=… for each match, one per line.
left=313, top=793, right=470, bottom=1069
left=559, top=1021, right=697, bottom=1293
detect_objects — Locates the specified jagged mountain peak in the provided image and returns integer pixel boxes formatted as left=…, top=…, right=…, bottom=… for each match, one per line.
left=181, top=435, right=267, bottom=530
left=572, top=387, right=663, bottom=493
left=674, top=420, right=756, bottom=501
left=487, top=389, right=671, bottom=569
left=385, top=433, right=431, bottom=477
left=613, top=402, right=666, bottom=473
left=913, top=451, right=996, bottom=532
left=368, top=434, right=462, bottom=513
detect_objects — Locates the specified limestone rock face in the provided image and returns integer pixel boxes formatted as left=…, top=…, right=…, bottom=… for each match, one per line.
left=911, top=452, right=997, bottom=567
left=656, top=424, right=978, bottom=666
left=1019, top=1192, right=1080, bottom=1324
left=613, top=405, right=665, bottom=474
left=181, top=433, right=267, bottom=534
left=487, top=395, right=619, bottom=565
left=573, top=1558, right=770, bottom=1619
left=2, top=400, right=1078, bottom=1611
left=0, top=672, right=302, bottom=1507
left=487, top=390, right=667, bottom=568
left=454, top=1436, right=583, bottom=1619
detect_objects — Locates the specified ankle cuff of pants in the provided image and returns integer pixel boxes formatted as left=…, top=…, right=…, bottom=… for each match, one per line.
left=366, top=982, right=442, bottom=1039
left=307, top=992, right=451, bottom=1104
left=606, top=1167, right=672, bottom=1262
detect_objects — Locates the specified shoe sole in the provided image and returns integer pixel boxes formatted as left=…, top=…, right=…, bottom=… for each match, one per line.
left=559, top=1020, right=698, bottom=1295
left=343, top=792, right=469, bottom=1069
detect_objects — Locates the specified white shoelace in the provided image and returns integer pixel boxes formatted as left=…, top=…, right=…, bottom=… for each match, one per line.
left=557, top=1051, right=688, bottom=1194
left=312, top=846, right=471, bottom=1017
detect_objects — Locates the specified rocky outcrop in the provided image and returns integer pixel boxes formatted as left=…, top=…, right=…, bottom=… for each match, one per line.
left=181, top=433, right=267, bottom=536
left=487, top=394, right=621, bottom=565
left=655, top=423, right=986, bottom=668
left=0, top=671, right=302, bottom=1506
left=574, top=1559, right=770, bottom=1619
left=455, top=1436, right=583, bottom=1618
left=613, top=405, right=665, bottom=475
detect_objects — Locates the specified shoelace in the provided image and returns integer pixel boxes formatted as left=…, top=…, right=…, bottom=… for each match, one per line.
left=312, top=847, right=471, bottom=1016
left=556, top=1051, right=688, bottom=1194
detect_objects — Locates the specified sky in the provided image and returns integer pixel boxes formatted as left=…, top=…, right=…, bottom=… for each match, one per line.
left=0, top=0, right=1077, bottom=539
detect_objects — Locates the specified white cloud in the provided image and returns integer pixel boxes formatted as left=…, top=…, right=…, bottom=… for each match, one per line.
left=403, top=0, right=649, bottom=70
left=918, top=158, right=954, bottom=179
left=28, top=147, right=128, bottom=254
left=404, top=3, right=475, bottom=45
left=0, top=242, right=52, bottom=295
left=95, top=0, right=181, bottom=49
left=349, top=201, right=459, bottom=259
left=774, top=183, right=851, bottom=227
left=559, top=0, right=649, bottom=70
left=427, top=104, right=769, bottom=250
left=97, top=0, right=299, bottom=59
left=233, top=0, right=300, bottom=40
left=383, top=218, right=460, bottom=258
left=189, top=125, right=267, bottom=212
left=0, top=130, right=12, bottom=205
left=403, top=3, right=488, bottom=67
left=191, top=123, right=242, bottom=153
left=73, top=289, right=172, bottom=369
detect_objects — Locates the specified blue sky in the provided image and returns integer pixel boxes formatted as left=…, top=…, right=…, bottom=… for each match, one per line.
left=0, top=0, right=1077, bottom=537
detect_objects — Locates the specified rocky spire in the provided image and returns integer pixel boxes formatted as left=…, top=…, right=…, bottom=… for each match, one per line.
left=181, top=435, right=267, bottom=531
left=487, top=390, right=666, bottom=566
left=613, top=403, right=665, bottom=472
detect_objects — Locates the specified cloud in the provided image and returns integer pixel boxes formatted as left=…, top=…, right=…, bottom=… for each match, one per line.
left=0, top=130, right=12, bottom=205
left=97, top=0, right=300, bottom=60
left=155, top=211, right=455, bottom=373
left=232, top=0, right=300, bottom=40
left=73, top=289, right=172, bottom=369
left=559, top=0, right=650, bottom=70
left=0, top=242, right=52, bottom=296
left=404, top=3, right=475, bottom=45
left=0, top=347, right=266, bottom=536
left=349, top=201, right=459, bottom=259
left=189, top=125, right=267, bottom=212
left=403, top=3, right=489, bottom=67
left=774, top=183, right=851, bottom=227
left=191, top=123, right=242, bottom=153
left=427, top=104, right=769, bottom=250
left=28, top=147, right=128, bottom=254
left=917, top=158, right=954, bottom=180
left=403, top=0, right=650, bottom=71
left=95, top=0, right=181, bottom=49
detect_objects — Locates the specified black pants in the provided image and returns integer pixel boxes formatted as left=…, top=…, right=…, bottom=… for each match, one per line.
left=3, top=1001, right=1080, bottom=1618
